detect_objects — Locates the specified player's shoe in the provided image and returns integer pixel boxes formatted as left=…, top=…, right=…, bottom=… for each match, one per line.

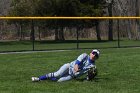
left=32, top=77, right=40, bottom=82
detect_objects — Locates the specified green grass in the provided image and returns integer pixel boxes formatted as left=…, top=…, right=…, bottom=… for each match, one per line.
left=0, top=48, right=140, bottom=93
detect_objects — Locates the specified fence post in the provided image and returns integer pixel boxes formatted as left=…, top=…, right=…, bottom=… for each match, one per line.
left=117, top=19, right=120, bottom=48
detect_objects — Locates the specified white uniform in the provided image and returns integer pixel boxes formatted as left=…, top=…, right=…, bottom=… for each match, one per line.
left=56, top=53, right=96, bottom=82
left=32, top=49, right=99, bottom=82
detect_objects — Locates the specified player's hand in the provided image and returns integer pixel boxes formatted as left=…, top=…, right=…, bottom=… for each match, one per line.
left=74, top=64, right=80, bottom=73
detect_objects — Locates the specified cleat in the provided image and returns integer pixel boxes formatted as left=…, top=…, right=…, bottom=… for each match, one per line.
left=32, top=77, right=39, bottom=82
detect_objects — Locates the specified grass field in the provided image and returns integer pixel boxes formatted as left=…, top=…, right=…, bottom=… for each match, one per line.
left=0, top=48, right=140, bottom=93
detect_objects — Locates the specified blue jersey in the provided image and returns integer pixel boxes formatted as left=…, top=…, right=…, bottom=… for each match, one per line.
left=69, top=53, right=95, bottom=77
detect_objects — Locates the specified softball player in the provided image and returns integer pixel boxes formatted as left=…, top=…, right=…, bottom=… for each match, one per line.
left=32, top=49, right=100, bottom=82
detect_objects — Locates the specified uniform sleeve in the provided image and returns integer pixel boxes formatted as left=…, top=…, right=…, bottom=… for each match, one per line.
left=69, top=53, right=88, bottom=77
left=77, top=53, right=88, bottom=62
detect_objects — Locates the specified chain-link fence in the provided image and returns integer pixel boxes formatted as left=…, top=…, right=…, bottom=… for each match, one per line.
left=0, top=18, right=140, bottom=52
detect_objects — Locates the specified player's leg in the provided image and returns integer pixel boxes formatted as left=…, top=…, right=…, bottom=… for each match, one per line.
left=57, top=75, right=72, bottom=82
left=42, top=63, right=70, bottom=79
left=32, top=63, right=70, bottom=82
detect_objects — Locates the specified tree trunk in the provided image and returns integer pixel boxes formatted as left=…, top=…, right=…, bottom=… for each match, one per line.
left=19, top=22, right=23, bottom=41
left=59, top=26, right=65, bottom=40
left=55, top=27, right=59, bottom=40
left=15, top=23, right=20, bottom=40
left=135, top=0, right=140, bottom=40
left=95, top=20, right=101, bottom=41
left=30, top=20, right=35, bottom=41
left=127, top=20, right=132, bottom=40
left=108, top=0, right=113, bottom=41
left=38, top=26, right=41, bottom=41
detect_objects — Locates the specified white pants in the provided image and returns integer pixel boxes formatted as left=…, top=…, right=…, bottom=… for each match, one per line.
left=47, top=63, right=73, bottom=82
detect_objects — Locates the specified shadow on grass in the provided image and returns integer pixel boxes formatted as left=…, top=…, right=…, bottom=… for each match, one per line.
left=0, top=40, right=32, bottom=45
left=0, top=40, right=118, bottom=45
left=75, top=76, right=110, bottom=82
left=38, top=40, right=118, bottom=44
left=0, top=40, right=139, bottom=53
left=1, top=39, right=140, bottom=45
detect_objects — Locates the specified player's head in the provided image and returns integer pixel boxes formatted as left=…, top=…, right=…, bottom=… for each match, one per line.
left=90, top=49, right=100, bottom=60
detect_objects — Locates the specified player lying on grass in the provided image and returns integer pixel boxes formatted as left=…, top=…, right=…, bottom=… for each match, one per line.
left=32, top=49, right=100, bottom=82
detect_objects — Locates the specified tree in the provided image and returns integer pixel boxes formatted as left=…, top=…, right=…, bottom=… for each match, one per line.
left=135, top=0, right=140, bottom=40
left=8, top=0, right=107, bottom=41
left=107, top=0, right=113, bottom=41
left=8, top=0, right=40, bottom=40
left=80, top=0, right=107, bottom=41
left=35, top=0, right=82, bottom=40
left=8, top=0, right=30, bottom=40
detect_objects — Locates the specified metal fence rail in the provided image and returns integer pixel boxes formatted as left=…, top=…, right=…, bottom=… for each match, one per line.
left=0, top=17, right=140, bottom=52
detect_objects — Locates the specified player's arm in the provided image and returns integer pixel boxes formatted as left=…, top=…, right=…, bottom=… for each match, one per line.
left=74, top=60, right=81, bottom=73
left=74, top=64, right=79, bottom=73
left=74, top=53, right=87, bottom=73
